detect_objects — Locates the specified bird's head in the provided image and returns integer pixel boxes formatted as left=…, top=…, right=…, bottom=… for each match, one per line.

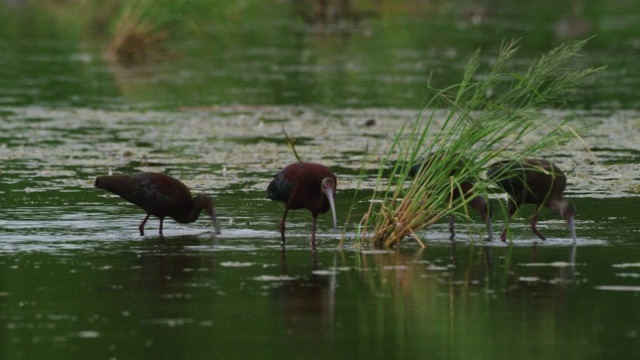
left=195, top=194, right=221, bottom=235
left=321, top=177, right=337, bottom=234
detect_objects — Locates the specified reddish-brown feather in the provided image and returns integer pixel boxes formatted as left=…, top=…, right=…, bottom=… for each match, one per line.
left=267, top=162, right=337, bottom=247
left=95, top=172, right=219, bottom=236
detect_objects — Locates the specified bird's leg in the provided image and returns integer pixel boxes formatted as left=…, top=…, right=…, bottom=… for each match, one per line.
left=159, top=217, right=164, bottom=237
left=530, top=207, right=547, bottom=241
left=139, top=214, right=151, bottom=236
left=311, top=215, right=317, bottom=250
left=279, top=209, right=288, bottom=247
left=499, top=227, right=508, bottom=242
left=279, top=248, right=287, bottom=273
left=448, top=215, right=455, bottom=241
left=531, top=242, right=539, bottom=261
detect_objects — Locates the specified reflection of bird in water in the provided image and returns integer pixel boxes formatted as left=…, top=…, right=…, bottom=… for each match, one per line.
left=566, top=245, right=577, bottom=282
left=272, top=250, right=337, bottom=340
left=524, top=243, right=578, bottom=299
left=134, top=235, right=216, bottom=291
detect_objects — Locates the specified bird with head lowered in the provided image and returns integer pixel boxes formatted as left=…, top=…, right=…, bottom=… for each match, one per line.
left=95, top=172, right=220, bottom=236
left=487, top=158, right=576, bottom=243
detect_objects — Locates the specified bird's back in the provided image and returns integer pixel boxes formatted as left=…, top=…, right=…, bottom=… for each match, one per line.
left=95, top=173, right=192, bottom=216
left=523, top=159, right=567, bottom=203
left=267, top=162, right=335, bottom=211
left=488, top=159, right=566, bottom=206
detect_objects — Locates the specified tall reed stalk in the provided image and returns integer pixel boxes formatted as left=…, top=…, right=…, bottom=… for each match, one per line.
left=359, top=39, right=603, bottom=248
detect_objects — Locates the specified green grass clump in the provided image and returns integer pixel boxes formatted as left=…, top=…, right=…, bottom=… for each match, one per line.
left=358, top=39, right=603, bottom=248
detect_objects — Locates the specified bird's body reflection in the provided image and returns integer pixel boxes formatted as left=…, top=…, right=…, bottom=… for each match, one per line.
left=272, top=249, right=337, bottom=340
left=135, top=234, right=217, bottom=290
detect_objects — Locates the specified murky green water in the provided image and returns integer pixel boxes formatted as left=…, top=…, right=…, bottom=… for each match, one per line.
left=2, top=1, right=640, bottom=359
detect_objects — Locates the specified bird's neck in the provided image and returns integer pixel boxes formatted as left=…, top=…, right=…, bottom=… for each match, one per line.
left=172, top=195, right=213, bottom=224
left=312, top=188, right=333, bottom=215
left=174, top=203, right=203, bottom=223
left=549, top=199, right=573, bottom=220
left=313, top=196, right=328, bottom=214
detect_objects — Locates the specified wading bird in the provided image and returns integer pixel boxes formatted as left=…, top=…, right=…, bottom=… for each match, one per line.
left=409, top=154, right=492, bottom=240
left=487, top=158, right=576, bottom=242
left=267, top=162, right=337, bottom=248
left=95, top=172, right=220, bottom=236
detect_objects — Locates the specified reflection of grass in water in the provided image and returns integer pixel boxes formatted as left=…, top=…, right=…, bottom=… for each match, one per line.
left=357, top=39, right=604, bottom=248
left=98, top=0, right=199, bottom=64
left=97, top=0, right=287, bottom=64
left=349, top=246, right=588, bottom=359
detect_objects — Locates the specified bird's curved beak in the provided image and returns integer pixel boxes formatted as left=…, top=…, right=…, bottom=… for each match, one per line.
left=322, top=187, right=337, bottom=234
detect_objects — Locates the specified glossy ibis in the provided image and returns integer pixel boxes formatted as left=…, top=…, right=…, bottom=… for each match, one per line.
left=95, top=172, right=220, bottom=236
left=409, top=154, right=492, bottom=240
left=487, top=158, right=576, bottom=242
left=267, top=162, right=337, bottom=247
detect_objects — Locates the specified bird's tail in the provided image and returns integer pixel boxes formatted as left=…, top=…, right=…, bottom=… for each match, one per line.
left=94, top=175, right=139, bottom=198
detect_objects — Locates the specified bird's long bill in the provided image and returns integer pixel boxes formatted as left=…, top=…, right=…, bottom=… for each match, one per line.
left=568, top=215, right=576, bottom=243
left=323, top=187, right=337, bottom=234
left=208, top=204, right=221, bottom=235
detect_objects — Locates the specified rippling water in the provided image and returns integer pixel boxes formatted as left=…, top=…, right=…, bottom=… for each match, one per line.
left=2, top=104, right=639, bottom=359
left=2, top=2, right=640, bottom=358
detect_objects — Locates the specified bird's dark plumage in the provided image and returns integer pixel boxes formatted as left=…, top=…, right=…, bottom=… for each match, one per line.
left=487, top=158, right=576, bottom=242
left=95, top=172, right=220, bottom=236
left=267, top=162, right=337, bottom=248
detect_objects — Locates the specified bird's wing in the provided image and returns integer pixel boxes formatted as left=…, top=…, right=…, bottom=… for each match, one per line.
left=267, top=163, right=311, bottom=203
left=132, top=173, right=192, bottom=209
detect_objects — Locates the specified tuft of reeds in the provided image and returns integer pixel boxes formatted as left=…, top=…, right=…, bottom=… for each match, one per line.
left=358, top=39, right=604, bottom=248
left=106, top=0, right=198, bottom=64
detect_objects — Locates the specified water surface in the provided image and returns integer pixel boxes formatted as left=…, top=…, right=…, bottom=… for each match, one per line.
left=2, top=2, right=640, bottom=359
